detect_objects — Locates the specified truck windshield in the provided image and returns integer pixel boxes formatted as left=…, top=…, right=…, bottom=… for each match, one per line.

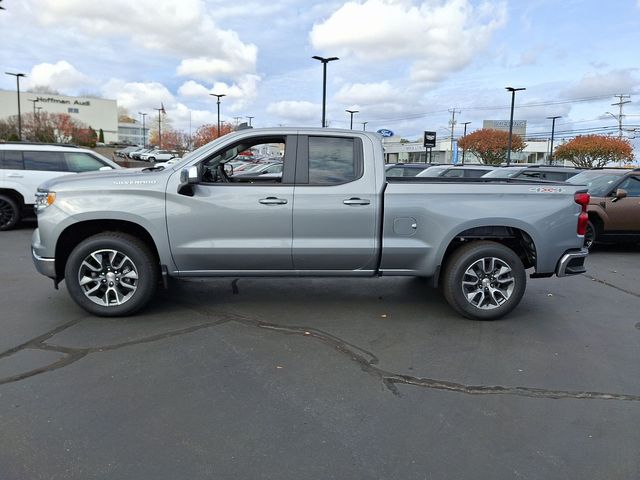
left=416, top=166, right=448, bottom=177
left=482, top=168, right=522, bottom=178
left=566, top=171, right=624, bottom=196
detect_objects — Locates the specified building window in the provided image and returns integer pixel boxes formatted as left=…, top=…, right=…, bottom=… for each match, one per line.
left=68, top=108, right=79, bottom=114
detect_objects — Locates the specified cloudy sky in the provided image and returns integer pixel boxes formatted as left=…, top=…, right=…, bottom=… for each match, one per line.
left=1, top=0, right=640, bottom=143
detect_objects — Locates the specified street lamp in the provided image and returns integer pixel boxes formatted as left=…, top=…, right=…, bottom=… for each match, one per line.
left=362, top=121, right=368, bottom=131
left=246, top=116, right=254, bottom=127
left=210, top=93, right=226, bottom=136
left=546, top=116, right=561, bottom=165
left=312, top=55, right=339, bottom=128
left=461, top=121, right=471, bottom=165
left=28, top=98, right=39, bottom=116
left=138, top=112, right=147, bottom=147
left=505, top=86, right=526, bottom=166
left=5, top=72, right=26, bottom=140
left=346, top=109, right=359, bottom=129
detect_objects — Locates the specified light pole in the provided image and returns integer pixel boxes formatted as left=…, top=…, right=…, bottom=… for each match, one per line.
left=28, top=98, right=38, bottom=116
left=210, top=93, right=226, bottom=137
left=312, top=55, right=339, bottom=128
left=346, top=109, right=359, bottom=129
left=138, top=112, right=147, bottom=147
left=461, top=121, right=471, bottom=165
left=547, top=116, right=561, bottom=165
left=505, top=86, right=526, bottom=166
left=247, top=116, right=254, bottom=127
left=605, top=111, right=623, bottom=138
left=153, top=106, right=164, bottom=148
left=362, top=121, right=368, bottom=131
left=5, top=72, right=26, bottom=140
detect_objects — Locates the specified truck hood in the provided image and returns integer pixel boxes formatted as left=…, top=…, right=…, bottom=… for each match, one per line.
left=39, top=167, right=168, bottom=192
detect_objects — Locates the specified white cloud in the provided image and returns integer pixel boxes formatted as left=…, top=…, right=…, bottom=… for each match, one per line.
left=334, top=81, right=400, bottom=104
left=101, top=80, right=175, bottom=112
left=34, top=0, right=257, bottom=80
left=266, top=101, right=320, bottom=123
left=310, top=0, right=506, bottom=83
left=178, top=75, right=261, bottom=111
left=562, top=69, right=639, bottom=98
left=24, top=61, right=92, bottom=92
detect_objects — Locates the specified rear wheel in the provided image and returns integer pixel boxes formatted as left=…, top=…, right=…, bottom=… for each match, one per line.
left=64, top=232, right=158, bottom=316
left=0, top=194, right=20, bottom=231
left=442, top=241, right=526, bottom=320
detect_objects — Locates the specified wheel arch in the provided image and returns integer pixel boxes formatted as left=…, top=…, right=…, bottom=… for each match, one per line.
left=0, top=188, right=26, bottom=208
left=434, top=225, right=537, bottom=287
left=55, top=220, right=161, bottom=281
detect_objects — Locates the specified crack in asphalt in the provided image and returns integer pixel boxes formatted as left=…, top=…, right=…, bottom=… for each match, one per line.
left=1, top=294, right=639, bottom=402
left=584, top=274, right=640, bottom=299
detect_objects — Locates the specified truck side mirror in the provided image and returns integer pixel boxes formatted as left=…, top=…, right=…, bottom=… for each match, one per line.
left=178, top=165, right=201, bottom=196
left=612, top=188, right=627, bottom=202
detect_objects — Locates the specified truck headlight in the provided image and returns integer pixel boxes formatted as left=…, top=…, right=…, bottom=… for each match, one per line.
left=35, top=191, right=56, bottom=210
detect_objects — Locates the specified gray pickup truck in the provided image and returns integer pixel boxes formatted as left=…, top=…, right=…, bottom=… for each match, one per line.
left=31, top=128, right=589, bottom=320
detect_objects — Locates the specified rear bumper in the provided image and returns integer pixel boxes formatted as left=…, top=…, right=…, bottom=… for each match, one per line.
left=555, top=248, right=588, bottom=277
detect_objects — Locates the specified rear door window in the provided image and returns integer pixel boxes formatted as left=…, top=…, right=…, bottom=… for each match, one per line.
left=617, top=176, right=640, bottom=197
left=65, top=152, right=108, bottom=172
left=23, top=151, right=66, bottom=171
left=307, top=137, right=361, bottom=185
left=0, top=151, right=24, bottom=169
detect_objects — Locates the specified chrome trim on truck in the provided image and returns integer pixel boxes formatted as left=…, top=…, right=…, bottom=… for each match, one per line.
left=556, top=248, right=588, bottom=277
left=32, top=249, right=56, bottom=279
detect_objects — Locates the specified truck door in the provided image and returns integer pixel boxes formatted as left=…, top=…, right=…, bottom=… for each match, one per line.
left=604, top=176, right=640, bottom=231
left=292, top=135, right=379, bottom=272
left=165, top=135, right=296, bottom=273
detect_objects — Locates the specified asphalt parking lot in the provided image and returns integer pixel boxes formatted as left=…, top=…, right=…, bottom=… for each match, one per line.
left=1, top=222, right=639, bottom=479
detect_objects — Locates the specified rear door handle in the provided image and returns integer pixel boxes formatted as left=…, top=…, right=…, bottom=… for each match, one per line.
left=343, top=197, right=370, bottom=206
left=259, top=197, right=288, bottom=205
left=7, top=173, right=23, bottom=178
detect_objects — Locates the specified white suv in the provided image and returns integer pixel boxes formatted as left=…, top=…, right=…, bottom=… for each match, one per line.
left=138, top=150, right=178, bottom=162
left=0, top=143, right=120, bottom=230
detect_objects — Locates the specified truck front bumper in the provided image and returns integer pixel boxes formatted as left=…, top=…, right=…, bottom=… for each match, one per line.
left=556, top=248, right=588, bottom=277
left=32, top=248, right=56, bottom=279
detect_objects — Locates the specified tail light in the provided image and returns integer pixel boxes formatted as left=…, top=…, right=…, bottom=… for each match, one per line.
left=574, top=192, right=590, bottom=236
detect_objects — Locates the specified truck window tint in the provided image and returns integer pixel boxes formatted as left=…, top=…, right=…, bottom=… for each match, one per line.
left=464, top=169, right=490, bottom=178
left=543, top=171, right=569, bottom=181
left=308, top=137, right=356, bottom=184
left=23, top=151, right=66, bottom=171
left=442, top=168, right=464, bottom=177
left=1, top=151, right=24, bottom=169
left=617, top=176, right=640, bottom=196
left=65, top=152, right=106, bottom=172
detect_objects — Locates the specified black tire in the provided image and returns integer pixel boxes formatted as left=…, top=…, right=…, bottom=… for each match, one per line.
left=64, top=232, right=158, bottom=317
left=584, top=221, right=596, bottom=250
left=0, top=194, right=21, bottom=231
left=148, top=157, right=155, bottom=162
left=442, top=241, right=526, bottom=320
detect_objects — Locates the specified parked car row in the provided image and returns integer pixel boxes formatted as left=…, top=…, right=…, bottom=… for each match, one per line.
left=115, top=146, right=181, bottom=162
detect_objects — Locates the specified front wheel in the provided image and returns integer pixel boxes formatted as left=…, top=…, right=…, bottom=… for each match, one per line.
left=584, top=221, right=596, bottom=250
left=64, top=232, right=158, bottom=316
left=442, top=241, right=526, bottom=320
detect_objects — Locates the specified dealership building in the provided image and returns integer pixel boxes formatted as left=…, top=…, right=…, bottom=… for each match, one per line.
left=0, top=90, right=118, bottom=143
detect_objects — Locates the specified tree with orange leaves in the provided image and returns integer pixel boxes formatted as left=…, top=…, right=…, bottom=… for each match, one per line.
left=457, top=128, right=526, bottom=165
left=554, top=135, right=634, bottom=168
left=192, top=122, right=235, bottom=149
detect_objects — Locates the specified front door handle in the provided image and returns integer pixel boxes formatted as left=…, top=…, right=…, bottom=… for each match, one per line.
left=259, top=197, right=288, bottom=205
left=7, top=173, right=23, bottom=178
left=343, top=197, right=370, bottom=206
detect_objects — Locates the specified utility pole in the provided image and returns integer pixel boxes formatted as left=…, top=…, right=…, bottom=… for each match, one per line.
left=460, top=121, right=471, bottom=165
left=611, top=94, right=631, bottom=139
left=547, top=116, right=561, bottom=165
left=448, top=108, right=460, bottom=163
left=246, top=116, right=254, bottom=127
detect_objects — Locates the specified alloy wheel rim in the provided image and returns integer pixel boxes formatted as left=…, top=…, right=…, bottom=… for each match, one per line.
left=78, top=249, right=139, bottom=306
left=461, top=257, right=515, bottom=310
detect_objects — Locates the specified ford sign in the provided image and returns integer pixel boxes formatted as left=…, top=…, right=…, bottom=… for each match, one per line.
left=376, top=129, right=394, bottom=137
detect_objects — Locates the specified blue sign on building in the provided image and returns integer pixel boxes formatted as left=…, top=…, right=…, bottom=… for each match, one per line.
left=376, top=129, right=394, bottom=137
